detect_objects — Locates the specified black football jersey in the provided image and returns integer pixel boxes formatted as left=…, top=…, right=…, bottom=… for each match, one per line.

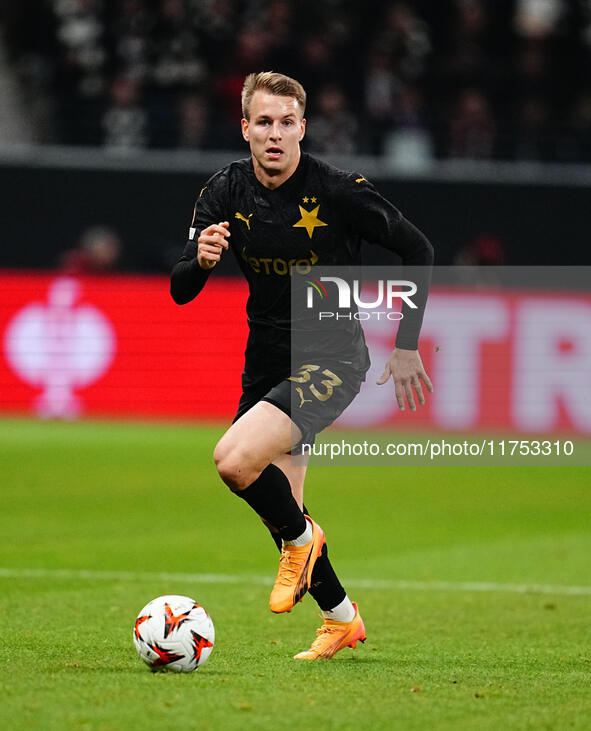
left=171, top=153, right=433, bottom=383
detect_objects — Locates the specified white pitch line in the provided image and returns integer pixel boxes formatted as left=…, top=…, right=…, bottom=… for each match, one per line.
left=1, top=567, right=590, bottom=597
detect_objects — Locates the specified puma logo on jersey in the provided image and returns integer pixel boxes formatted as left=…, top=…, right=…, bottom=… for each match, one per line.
left=355, top=177, right=367, bottom=183
left=235, top=212, right=253, bottom=229
left=295, top=387, right=313, bottom=408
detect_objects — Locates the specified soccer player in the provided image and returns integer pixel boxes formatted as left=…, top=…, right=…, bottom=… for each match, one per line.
left=170, top=72, right=434, bottom=660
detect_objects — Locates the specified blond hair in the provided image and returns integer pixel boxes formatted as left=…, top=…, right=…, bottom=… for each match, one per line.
left=241, top=71, right=306, bottom=120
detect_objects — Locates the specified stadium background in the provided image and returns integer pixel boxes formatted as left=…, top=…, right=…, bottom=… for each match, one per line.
left=1, top=3, right=591, bottom=730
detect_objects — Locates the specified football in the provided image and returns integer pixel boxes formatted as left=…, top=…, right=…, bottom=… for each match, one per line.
left=133, top=594, right=215, bottom=672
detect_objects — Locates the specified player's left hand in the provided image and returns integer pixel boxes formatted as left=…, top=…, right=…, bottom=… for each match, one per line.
left=377, top=348, right=433, bottom=411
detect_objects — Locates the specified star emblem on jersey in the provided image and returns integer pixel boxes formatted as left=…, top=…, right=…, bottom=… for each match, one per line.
left=293, top=205, right=327, bottom=239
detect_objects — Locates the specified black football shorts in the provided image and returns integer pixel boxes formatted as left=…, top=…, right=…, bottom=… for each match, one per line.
left=233, top=359, right=368, bottom=448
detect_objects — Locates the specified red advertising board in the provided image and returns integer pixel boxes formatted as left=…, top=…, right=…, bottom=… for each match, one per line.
left=1, top=272, right=590, bottom=435
left=0, top=273, right=248, bottom=420
left=340, top=288, right=591, bottom=435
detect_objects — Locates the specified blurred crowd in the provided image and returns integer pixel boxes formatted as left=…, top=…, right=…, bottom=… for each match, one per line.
left=2, top=0, right=591, bottom=163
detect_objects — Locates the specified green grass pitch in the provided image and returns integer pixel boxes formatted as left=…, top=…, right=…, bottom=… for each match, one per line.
left=1, top=418, right=590, bottom=730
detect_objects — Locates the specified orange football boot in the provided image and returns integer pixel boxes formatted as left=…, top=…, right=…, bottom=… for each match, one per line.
left=293, top=603, right=366, bottom=660
left=269, top=516, right=325, bottom=613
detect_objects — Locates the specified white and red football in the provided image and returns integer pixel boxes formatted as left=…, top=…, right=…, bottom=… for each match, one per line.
left=133, top=594, right=215, bottom=672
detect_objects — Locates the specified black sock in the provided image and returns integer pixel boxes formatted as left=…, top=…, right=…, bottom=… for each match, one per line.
left=234, top=464, right=307, bottom=541
left=303, top=504, right=346, bottom=610
left=262, top=503, right=347, bottom=612
left=265, top=523, right=283, bottom=552
left=308, top=542, right=347, bottom=611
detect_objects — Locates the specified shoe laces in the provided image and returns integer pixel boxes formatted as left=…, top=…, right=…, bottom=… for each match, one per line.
left=309, top=622, right=342, bottom=649
left=276, top=546, right=306, bottom=586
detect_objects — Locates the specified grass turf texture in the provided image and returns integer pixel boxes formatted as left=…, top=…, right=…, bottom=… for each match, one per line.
left=1, top=418, right=590, bottom=730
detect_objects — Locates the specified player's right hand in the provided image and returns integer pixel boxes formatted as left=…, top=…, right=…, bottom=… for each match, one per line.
left=197, top=221, right=230, bottom=269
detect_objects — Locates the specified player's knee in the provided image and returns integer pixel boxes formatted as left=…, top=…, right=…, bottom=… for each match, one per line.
left=212, top=441, right=234, bottom=485
left=213, top=442, right=253, bottom=491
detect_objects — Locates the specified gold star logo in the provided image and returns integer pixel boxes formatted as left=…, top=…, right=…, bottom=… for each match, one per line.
left=311, top=196, right=317, bottom=203
left=293, top=205, right=328, bottom=239
left=303, top=196, right=309, bottom=203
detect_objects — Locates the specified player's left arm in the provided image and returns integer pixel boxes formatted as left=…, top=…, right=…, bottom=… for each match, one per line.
left=340, top=175, right=434, bottom=410
left=381, top=215, right=433, bottom=348
left=376, top=215, right=434, bottom=411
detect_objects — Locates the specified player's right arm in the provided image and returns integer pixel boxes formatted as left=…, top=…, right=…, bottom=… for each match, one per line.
left=196, top=221, right=230, bottom=269
left=170, top=173, right=230, bottom=305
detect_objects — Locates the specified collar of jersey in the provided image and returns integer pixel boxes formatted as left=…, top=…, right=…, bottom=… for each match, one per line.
left=249, top=152, right=309, bottom=196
